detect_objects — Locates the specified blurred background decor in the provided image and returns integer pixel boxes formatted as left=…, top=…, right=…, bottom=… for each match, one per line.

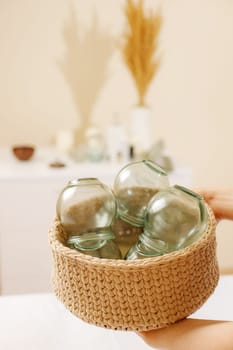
left=12, top=145, right=35, bottom=161
left=145, top=139, right=173, bottom=172
left=84, top=125, right=106, bottom=162
left=104, top=113, right=129, bottom=163
left=120, top=0, right=162, bottom=159
left=58, top=5, right=114, bottom=159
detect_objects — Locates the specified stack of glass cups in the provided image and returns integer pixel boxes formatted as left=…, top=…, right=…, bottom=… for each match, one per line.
left=112, top=160, right=170, bottom=256
left=126, top=185, right=208, bottom=260
left=56, top=178, right=122, bottom=259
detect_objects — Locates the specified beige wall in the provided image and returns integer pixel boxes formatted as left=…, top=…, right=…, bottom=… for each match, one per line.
left=0, top=0, right=233, bottom=270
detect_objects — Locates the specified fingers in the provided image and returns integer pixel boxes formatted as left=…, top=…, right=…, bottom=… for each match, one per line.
left=136, top=319, right=233, bottom=350
left=194, top=189, right=233, bottom=221
left=196, top=189, right=233, bottom=201
left=209, top=199, right=233, bottom=221
left=195, top=189, right=215, bottom=201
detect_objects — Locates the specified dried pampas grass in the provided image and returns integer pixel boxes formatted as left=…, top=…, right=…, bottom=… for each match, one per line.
left=121, top=0, right=162, bottom=106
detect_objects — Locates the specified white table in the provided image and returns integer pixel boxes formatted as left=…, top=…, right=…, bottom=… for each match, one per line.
left=0, top=147, right=192, bottom=295
left=0, top=275, right=232, bottom=350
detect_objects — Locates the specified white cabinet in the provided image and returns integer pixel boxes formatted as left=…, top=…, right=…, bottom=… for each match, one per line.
left=0, top=180, right=60, bottom=295
left=0, top=148, right=192, bottom=295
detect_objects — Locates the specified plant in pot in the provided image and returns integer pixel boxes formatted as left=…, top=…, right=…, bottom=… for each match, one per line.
left=58, top=8, right=114, bottom=161
left=120, top=0, right=162, bottom=159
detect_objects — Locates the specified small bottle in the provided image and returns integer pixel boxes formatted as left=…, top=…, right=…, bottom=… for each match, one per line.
left=56, top=178, right=122, bottom=259
left=126, top=185, right=208, bottom=260
left=105, top=114, right=128, bottom=163
left=113, top=160, right=169, bottom=227
left=85, top=126, right=105, bottom=162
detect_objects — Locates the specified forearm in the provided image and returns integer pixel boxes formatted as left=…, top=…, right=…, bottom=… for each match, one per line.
left=138, top=318, right=233, bottom=350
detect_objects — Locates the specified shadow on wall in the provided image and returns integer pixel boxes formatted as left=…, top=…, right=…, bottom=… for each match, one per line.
left=57, top=3, right=115, bottom=144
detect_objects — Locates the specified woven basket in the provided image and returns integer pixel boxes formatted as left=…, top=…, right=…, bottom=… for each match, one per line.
left=49, top=205, right=219, bottom=331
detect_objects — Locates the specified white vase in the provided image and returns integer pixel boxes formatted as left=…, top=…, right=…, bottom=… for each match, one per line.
left=128, top=106, right=154, bottom=157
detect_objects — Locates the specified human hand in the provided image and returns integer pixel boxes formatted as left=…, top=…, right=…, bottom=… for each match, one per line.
left=136, top=190, right=233, bottom=349
left=137, top=318, right=233, bottom=350
left=197, top=189, right=233, bottom=221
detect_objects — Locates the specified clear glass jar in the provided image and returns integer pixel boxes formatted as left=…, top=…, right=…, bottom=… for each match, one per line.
left=113, top=160, right=169, bottom=227
left=126, top=185, right=208, bottom=260
left=56, top=178, right=122, bottom=259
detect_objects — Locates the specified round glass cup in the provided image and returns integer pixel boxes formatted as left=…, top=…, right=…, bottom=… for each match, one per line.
left=113, top=160, right=169, bottom=227
left=126, top=185, right=208, bottom=260
left=56, top=177, right=122, bottom=259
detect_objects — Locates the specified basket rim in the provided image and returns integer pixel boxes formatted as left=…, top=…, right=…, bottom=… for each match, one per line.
left=49, top=204, right=216, bottom=270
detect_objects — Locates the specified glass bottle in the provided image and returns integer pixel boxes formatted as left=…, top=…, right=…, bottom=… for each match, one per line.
left=126, top=185, right=208, bottom=260
left=113, top=160, right=169, bottom=227
left=85, top=126, right=105, bottom=162
left=56, top=178, right=122, bottom=259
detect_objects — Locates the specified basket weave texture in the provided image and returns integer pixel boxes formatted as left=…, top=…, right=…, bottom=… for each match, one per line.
left=49, top=205, right=219, bottom=331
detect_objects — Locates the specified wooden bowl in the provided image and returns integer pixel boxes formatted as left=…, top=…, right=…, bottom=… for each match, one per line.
left=12, top=145, right=35, bottom=161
